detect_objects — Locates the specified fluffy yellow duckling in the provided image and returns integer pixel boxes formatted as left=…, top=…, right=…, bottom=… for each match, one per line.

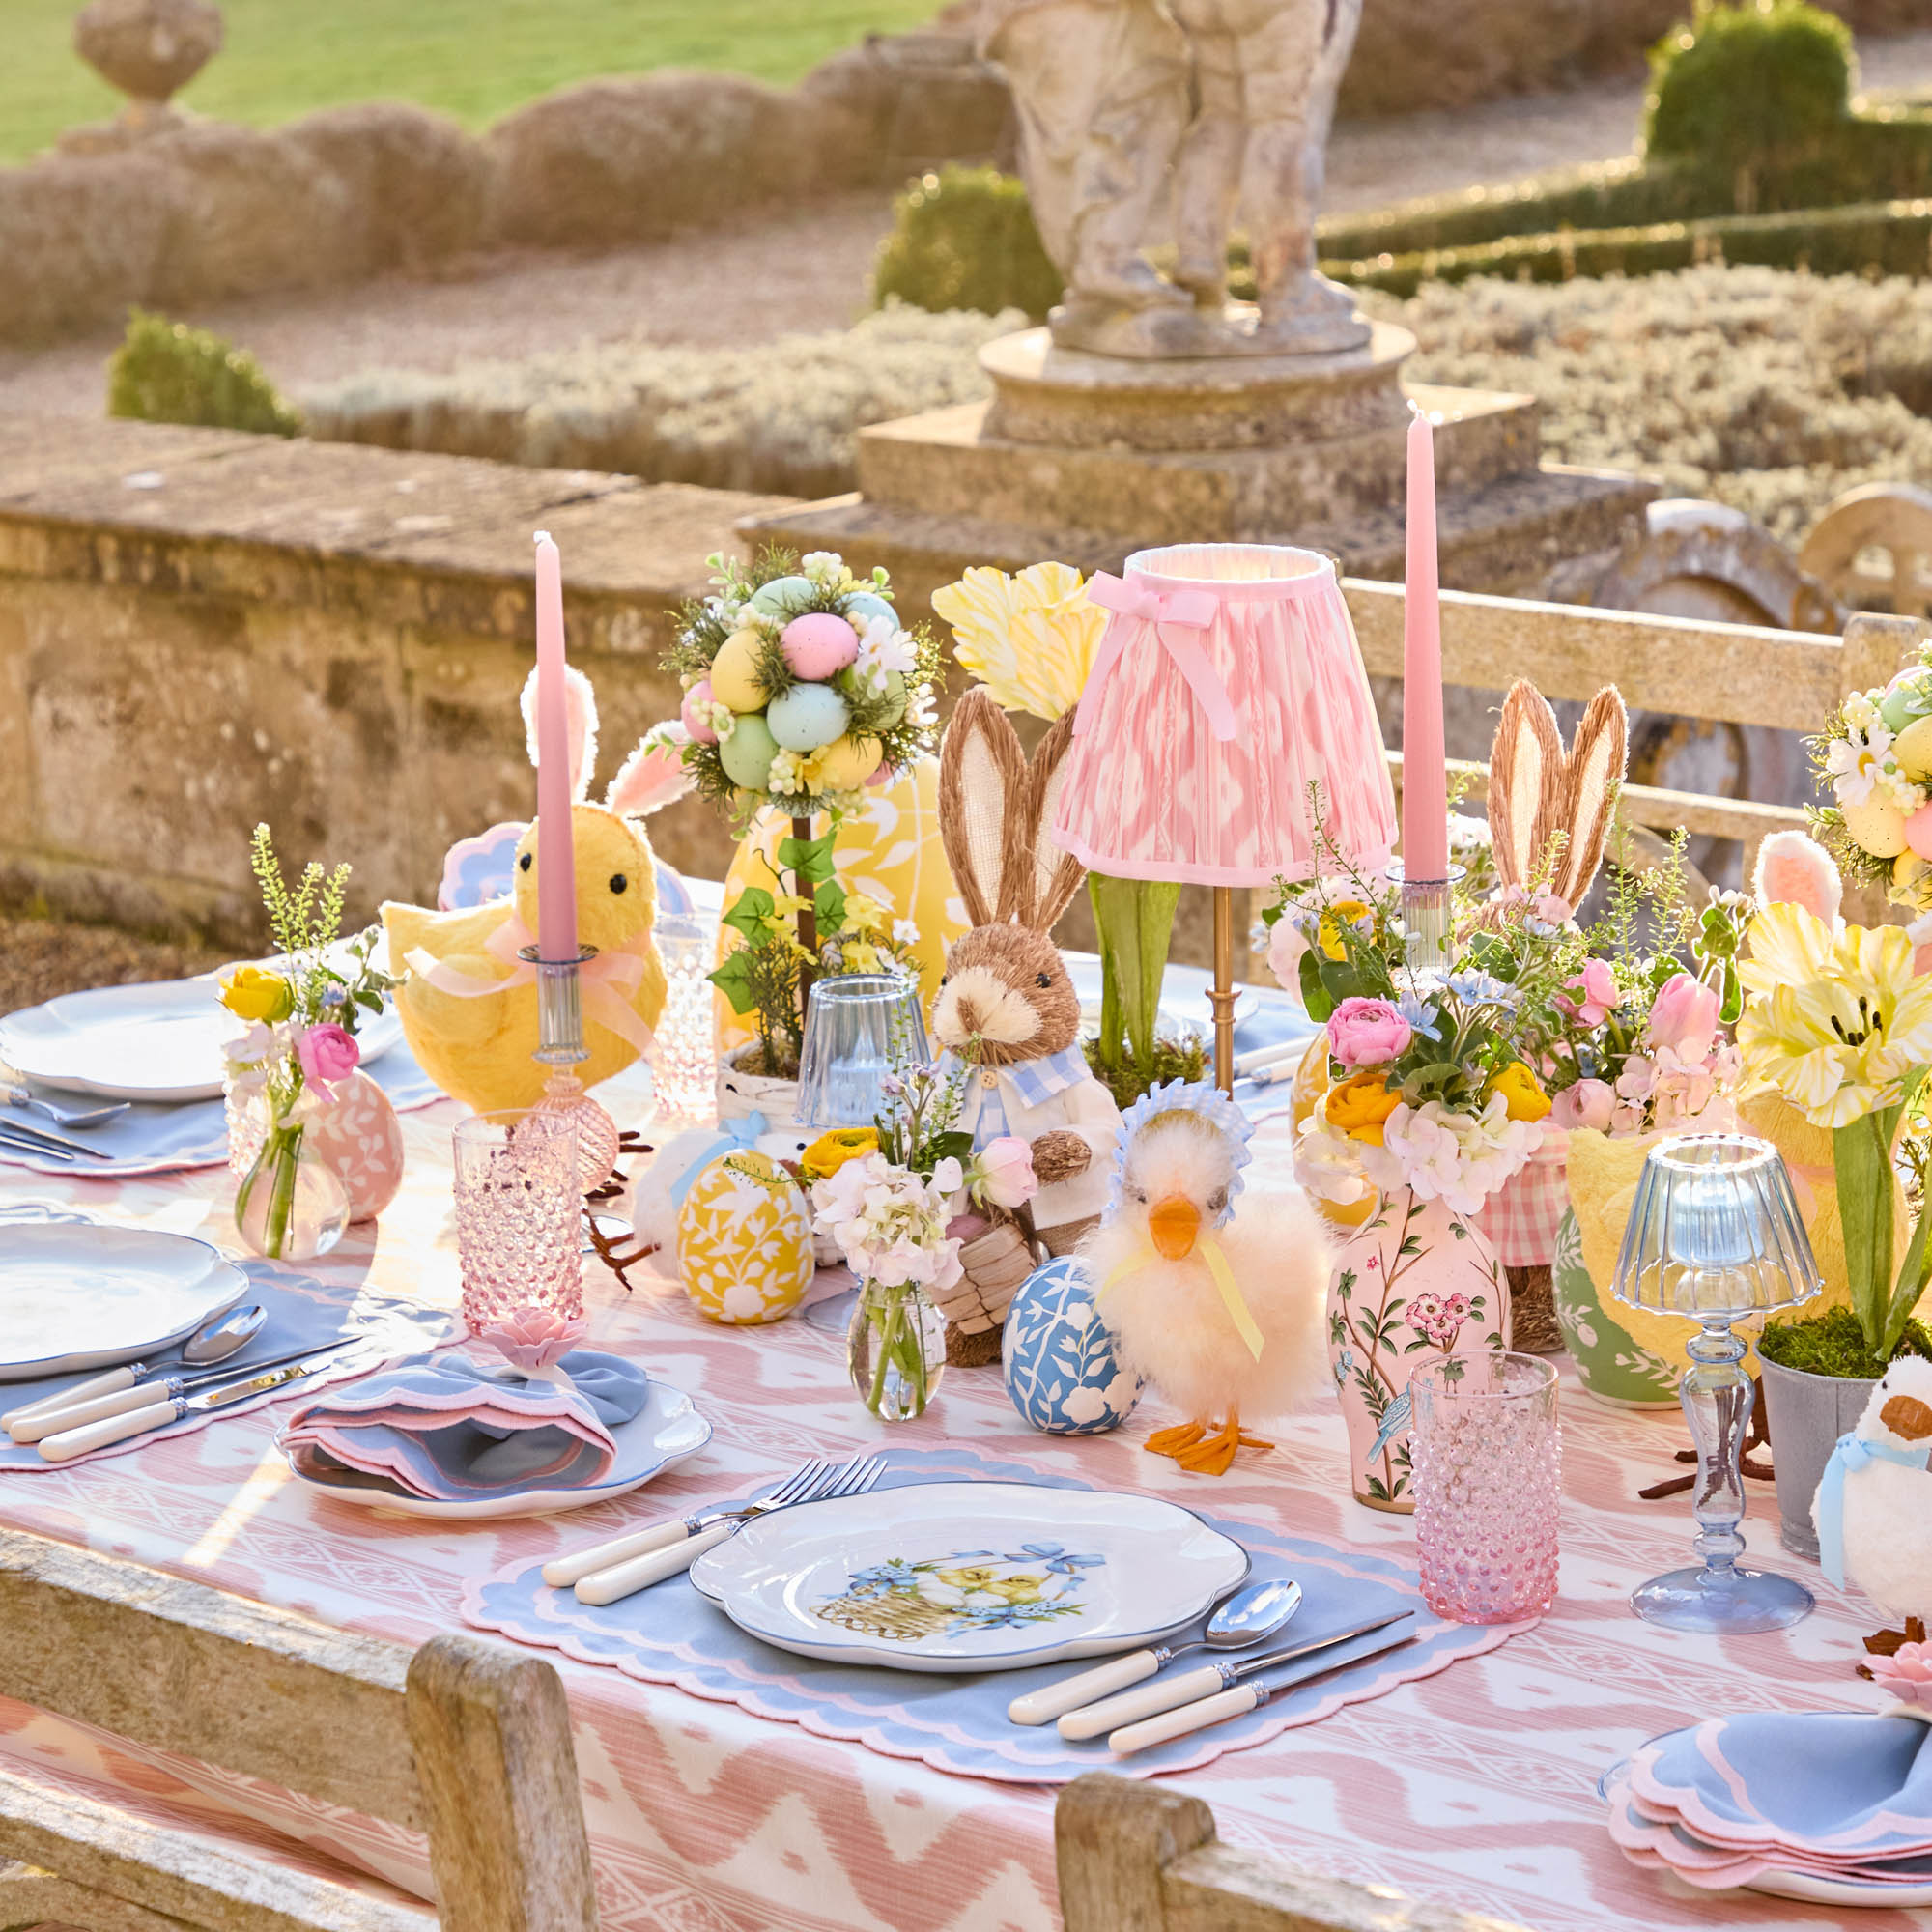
left=1086, top=1080, right=1333, bottom=1476
left=383, top=668, right=687, bottom=1114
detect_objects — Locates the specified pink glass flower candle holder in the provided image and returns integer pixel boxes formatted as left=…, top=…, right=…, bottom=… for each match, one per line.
left=452, top=1108, right=583, bottom=1333
left=1410, top=1350, right=1561, bottom=1625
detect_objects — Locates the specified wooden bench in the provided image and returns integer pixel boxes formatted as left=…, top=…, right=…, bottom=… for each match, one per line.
left=0, top=1529, right=598, bottom=1932
left=1058, top=1774, right=1536, bottom=1932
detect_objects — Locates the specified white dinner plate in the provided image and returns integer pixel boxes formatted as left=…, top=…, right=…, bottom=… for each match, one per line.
left=689, top=1480, right=1250, bottom=1673
left=280, top=1378, right=713, bottom=1520
left=0, top=1224, right=249, bottom=1381
left=0, top=971, right=402, bottom=1104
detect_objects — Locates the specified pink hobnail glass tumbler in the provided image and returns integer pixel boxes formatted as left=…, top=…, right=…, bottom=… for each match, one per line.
left=1410, top=1350, right=1561, bottom=1625
left=452, top=1109, right=583, bottom=1333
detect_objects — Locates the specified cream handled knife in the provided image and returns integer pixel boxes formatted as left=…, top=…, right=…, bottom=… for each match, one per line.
left=36, top=1346, right=365, bottom=1463
left=1107, top=1618, right=1418, bottom=1756
left=1055, top=1608, right=1413, bottom=1741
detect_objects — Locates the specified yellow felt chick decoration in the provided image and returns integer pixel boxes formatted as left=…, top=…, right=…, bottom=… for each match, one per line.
left=383, top=667, right=687, bottom=1114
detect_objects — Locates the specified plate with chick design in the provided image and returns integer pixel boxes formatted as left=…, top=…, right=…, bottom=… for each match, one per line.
left=688, top=1480, right=1249, bottom=1672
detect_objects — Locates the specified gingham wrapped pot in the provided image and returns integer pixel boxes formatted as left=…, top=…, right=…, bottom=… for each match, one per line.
left=1473, top=1127, right=1569, bottom=1353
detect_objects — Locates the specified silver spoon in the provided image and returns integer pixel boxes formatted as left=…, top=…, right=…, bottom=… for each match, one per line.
left=5, top=1086, right=132, bottom=1130
left=2, top=1302, right=269, bottom=1438
left=1008, top=1576, right=1303, bottom=1728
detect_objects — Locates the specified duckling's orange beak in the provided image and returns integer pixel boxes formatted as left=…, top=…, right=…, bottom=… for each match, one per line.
left=1149, top=1194, right=1201, bottom=1261
left=1882, top=1394, right=1932, bottom=1441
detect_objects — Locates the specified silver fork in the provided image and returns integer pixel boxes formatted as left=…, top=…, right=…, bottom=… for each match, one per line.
left=572, top=1454, right=888, bottom=1605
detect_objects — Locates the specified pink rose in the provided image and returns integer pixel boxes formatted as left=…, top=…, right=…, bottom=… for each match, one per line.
left=1326, top=996, right=1412, bottom=1069
left=1552, top=1077, right=1617, bottom=1131
left=973, top=1136, right=1038, bottom=1208
left=477, top=1305, right=586, bottom=1373
left=1647, top=971, right=1720, bottom=1061
left=1558, top=958, right=1619, bottom=1029
left=296, top=1021, right=359, bottom=1095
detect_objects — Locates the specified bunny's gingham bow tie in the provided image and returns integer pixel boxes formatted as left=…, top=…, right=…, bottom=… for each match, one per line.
left=1075, top=573, right=1238, bottom=743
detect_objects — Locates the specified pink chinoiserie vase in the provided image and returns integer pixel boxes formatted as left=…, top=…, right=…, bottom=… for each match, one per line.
left=1325, top=1187, right=1511, bottom=1514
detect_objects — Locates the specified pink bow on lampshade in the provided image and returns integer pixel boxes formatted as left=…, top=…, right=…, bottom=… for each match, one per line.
left=1077, top=572, right=1238, bottom=743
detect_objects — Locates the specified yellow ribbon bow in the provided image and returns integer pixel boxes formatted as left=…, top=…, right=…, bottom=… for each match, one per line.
left=1097, top=1236, right=1265, bottom=1363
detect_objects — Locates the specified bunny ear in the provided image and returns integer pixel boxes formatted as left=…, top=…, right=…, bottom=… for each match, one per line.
left=521, top=665, right=599, bottom=803
left=1485, top=680, right=1562, bottom=893
left=1551, top=686, right=1627, bottom=909
left=605, top=728, right=695, bottom=817
left=938, top=688, right=1030, bottom=927
left=1025, top=709, right=1087, bottom=930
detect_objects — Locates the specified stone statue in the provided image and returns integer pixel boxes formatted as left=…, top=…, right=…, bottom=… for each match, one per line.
left=979, top=0, right=1370, bottom=359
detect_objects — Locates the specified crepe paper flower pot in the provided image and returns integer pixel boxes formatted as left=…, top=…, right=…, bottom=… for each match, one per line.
left=1759, top=1354, right=1879, bottom=1562
left=1325, top=1187, right=1509, bottom=1515
left=1551, top=1208, right=1683, bottom=1409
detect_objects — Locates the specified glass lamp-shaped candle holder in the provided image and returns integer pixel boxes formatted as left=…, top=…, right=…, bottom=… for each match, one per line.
left=797, top=973, right=929, bottom=1129
left=1611, top=1133, right=1823, bottom=1634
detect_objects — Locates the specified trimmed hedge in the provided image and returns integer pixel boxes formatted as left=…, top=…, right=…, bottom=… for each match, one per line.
left=1318, top=197, right=1932, bottom=298
left=872, top=165, right=1063, bottom=323
left=106, top=309, right=301, bottom=437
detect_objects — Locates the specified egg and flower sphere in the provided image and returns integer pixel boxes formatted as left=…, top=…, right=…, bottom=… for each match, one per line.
left=780, top=611, right=860, bottom=680
left=748, top=575, right=817, bottom=619
left=675, top=1150, right=814, bottom=1323
left=810, top=731, right=883, bottom=792
left=842, top=590, right=897, bottom=628
left=718, top=712, right=780, bottom=789
left=1845, top=793, right=1910, bottom=858
left=767, top=680, right=850, bottom=753
left=709, top=628, right=769, bottom=712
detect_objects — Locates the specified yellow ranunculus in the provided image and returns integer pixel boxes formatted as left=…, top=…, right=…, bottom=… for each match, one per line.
left=1324, top=1070, right=1400, bottom=1146
left=1316, top=899, right=1374, bottom=960
left=932, top=561, right=1104, bottom=722
left=801, top=1127, right=878, bottom=1180
left=218, top=965, right=293, bottom=1023
left=1738, top=902, right=1932, bottom=1127
left=1492, top=1061, right=1551, bottom=1123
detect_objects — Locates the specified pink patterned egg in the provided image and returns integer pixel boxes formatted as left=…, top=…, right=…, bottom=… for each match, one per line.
left=306, top=1070, right=406, bottom=1222
left=780, top=611, right=860, bottom=680
left=680, top=677, right=721, bottom=745
left=1908, top=799, right=1932, bottom=861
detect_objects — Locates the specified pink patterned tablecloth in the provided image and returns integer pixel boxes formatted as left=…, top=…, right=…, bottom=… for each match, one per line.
left=0, top=1068, right=1923, bottom=1932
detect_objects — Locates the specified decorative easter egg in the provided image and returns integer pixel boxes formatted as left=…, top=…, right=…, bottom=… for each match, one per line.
left=655, top=856, right=696, bottom=918
left=718, top=712, right=780, bottom=790
left=1881, top=671, right=1932, bottom=734
left=305, top=1070, right=406, bottom=1222
left=709, top=629, right=769, bottom=712
left=749, top=575, right=817, bottom=619
left=838, top=664, right=908, bottom=727
left=675, top=1150, right=814, bottom=1323
left=780, top=611, right=860, bottom=680
left=680, top=677, right=721, bottom=745
left=1899, top=850, right=1932, bottom=894
left=1897, top=715, right=1932, bottom=782
left=766, top=681, right=850, bottom=753
left=812, top=731, right=883, bottom=792
left=1908, top=804, right=1932, bottom=863
left=842, top=591, right=897, bottom=629
left=1843, top=792, right=1909, bottom=858
left=1003, top=1256, right=1144, bottom=1435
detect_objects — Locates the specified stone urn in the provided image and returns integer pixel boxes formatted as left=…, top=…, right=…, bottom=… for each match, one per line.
left=67, top=0, right=223, bottom=147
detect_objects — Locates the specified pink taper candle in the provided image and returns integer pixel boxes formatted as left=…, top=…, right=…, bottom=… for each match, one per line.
left=532, top=531, right=578, bottom=962
left=1402, top=408, right=1450, bottom=883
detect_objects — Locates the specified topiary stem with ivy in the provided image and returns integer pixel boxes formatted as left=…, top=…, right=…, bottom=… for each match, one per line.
left=792, top=813, right=818, bottom=1016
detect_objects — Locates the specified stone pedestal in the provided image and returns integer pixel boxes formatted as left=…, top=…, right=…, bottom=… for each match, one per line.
left=743, top=321, right=1657, bottom=617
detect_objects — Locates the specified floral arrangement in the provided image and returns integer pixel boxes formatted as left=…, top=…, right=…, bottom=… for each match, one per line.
left=665, top=549, right=941, bottom=823
left=1811, top=641, right=1932, bottom=912
left=219, top=824, right=395, bottom=1260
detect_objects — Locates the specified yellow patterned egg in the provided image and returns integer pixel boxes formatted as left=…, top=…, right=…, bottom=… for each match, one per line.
left=675, top=1150, right=814, bottom=1323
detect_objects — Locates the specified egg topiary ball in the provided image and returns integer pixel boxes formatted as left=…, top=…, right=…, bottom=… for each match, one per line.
left=780, top=611, right=861, bottom=680
left=676, top=1150, right=814, bottom=1323
left=680, top=677, right=720, bottom=745
left=842, top=591, right=897, bottom=629
left=766, top=681, right=850, bottom=753
left=709, top=629, right=769, bottom=712
left=838, top=664, right=908, bottom=727
left=718, top=712, right=780, bottom=790
left=749, top=575, right=817, bottom=619
left=812, top=731, right=883, bottom=792
left=1003, top=1256, right=1144, bottom=1435
left=1881, top=669, right=1932, bottom=735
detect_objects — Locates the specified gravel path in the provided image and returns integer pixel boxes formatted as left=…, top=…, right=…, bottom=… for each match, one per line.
left=2, top=30, right=1928, bottom=421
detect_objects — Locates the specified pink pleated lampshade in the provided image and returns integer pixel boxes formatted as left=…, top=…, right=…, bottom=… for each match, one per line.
left=1051, top=543, right=1397, bottom=887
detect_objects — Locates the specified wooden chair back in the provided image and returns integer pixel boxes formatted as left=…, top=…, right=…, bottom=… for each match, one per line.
left=1057, top=1773, right=1536, bottom=1932
left=0, top=1528, right=598, bottom=1932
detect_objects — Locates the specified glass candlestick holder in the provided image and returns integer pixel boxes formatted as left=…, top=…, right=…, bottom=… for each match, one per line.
left=521, top=944, right=621, bottom=1190
left=1385, top=860, right=1465, bottom=976
left=1611, top=1133, right=1823, bottom=1634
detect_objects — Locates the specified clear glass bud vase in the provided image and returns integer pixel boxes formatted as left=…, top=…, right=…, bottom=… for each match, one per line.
left=846, top=1278, right=946, bottom=1423
left=234, top=1117, right=349, bottom=1263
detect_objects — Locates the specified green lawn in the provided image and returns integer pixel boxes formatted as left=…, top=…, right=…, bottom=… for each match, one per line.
left=3, top=0, right=943, bottom=164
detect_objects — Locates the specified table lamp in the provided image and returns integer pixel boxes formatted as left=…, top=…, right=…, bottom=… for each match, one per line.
left=1050, top=543, right=1398, bottom=1093
left=1611, top=1132, right=1823, bottom=1633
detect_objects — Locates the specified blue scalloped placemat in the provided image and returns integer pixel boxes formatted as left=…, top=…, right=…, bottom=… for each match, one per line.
left=462, top=1443, right=1525, bottom=1784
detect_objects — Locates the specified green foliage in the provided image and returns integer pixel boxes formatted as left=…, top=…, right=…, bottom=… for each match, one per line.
left=1644, top=0, right=1853, bottom=177
left=872, top=166, right=1064, bottom=324
left=1083, top=1032, right=1207, bottom=1113
left=1759, top=1302, right=1932, bottom=1379
left=107, top=311, right=301, bottom=438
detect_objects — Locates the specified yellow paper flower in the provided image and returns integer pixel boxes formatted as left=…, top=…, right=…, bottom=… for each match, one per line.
left=1316, top=899, right=1375, bottom=960
left=1738, top=902, right=1932, bottom=1127
left=932, top=561, right=1104, bottom=721
left=1324, top=1071, right=1400, bottom=1146
left=218, top=965, right=293, bottom=1023
left=800, top=1127, right=878, bottom=1180
left=1492, top=1062, right=1551, bottom=1123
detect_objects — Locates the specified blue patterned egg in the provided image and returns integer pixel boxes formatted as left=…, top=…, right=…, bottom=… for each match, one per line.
left=1002, top=1257, right=1144, bottom=1435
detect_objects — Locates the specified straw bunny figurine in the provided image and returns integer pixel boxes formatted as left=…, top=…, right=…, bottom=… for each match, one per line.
left=383, top=668, right=687, bottom=1114
left=927, top=690, right=1124, bottom=1359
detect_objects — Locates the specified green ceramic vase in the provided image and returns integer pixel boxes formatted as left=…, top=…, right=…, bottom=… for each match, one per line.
left=1550, top=1207, right=1680, bottom=1407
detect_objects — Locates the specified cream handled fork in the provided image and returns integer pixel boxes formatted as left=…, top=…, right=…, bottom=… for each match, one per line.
left=573, top=1454, right=888, bottom=1605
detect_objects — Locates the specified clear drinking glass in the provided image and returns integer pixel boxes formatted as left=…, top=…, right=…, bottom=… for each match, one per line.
left=452, top=1108, right=583, bottom=1332
left=649, top=918, right=721, bottom=1122
left=796, top=972, right=929, bottom=1129
left=1410, top=1350, right=1561, bottom=1625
